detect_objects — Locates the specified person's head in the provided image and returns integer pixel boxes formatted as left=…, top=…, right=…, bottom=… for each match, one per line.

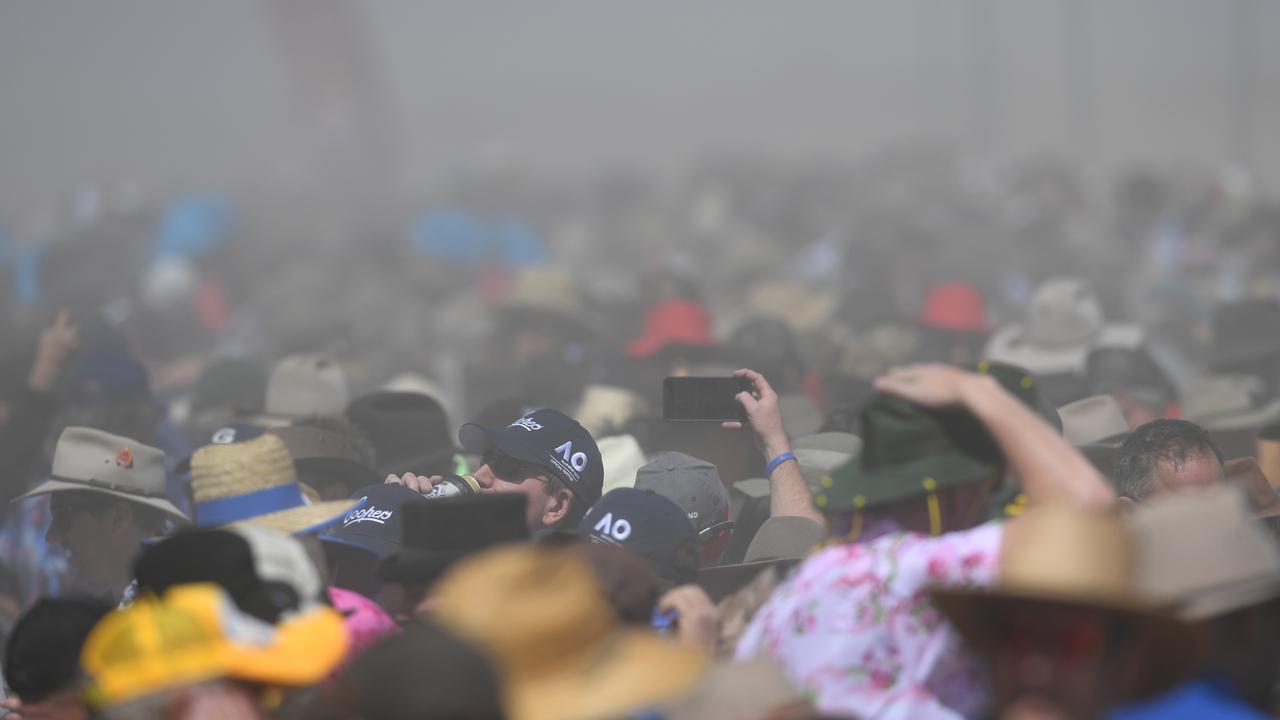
left=45, top=491, right=167, bottom=597
left=459, top=409, right=603, bottom=531
left=316, top=621, right=506, bottom=720
left=573, top=542, right=663, bottom=626
left=271, top=419, right=379, bottom=501
left=3, top=596, right=111, bottom=719
left=346, top=391, right=456, bottom=478
left=321, top=483, right=429, bottom=597
left=634, top=452, right=734, bottom=566
left=579, top=488, right=700, bottom=588
left=1113, top=419, right=1224, bottom=503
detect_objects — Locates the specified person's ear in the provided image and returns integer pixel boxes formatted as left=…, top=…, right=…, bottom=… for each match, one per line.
left=1117, top=496, right=1137, bottom=512
left=541, top=486, right=575, bottom=527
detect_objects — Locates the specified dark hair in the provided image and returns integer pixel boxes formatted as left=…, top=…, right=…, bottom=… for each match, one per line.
left=3, top=596, right=112, bottom=702
left=1113, top=419, right=1224, bottom=502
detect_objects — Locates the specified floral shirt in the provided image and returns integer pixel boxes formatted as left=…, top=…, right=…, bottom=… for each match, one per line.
left=735, top=521, right=1004, bottom=719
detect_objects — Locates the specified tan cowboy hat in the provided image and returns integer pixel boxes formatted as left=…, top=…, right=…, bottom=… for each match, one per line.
left=1255, top=422, right=1280, bottom=489
left=15, top=427, right=188, bottom=522
left=189, top=434, right=357, bottom=534
left=262, top=353, right=350, bottom=422
left=1183, top=375, right=1280, bottom=432
left=1059, top=395, right=1130, bottom=447
left=931, top=505, right=1198, bottom=695
left=598, top=434, right=648, bottom=495
left=502, top=266, right=584, bottom=317
left=574, top=384, right=647, bottom=439
left=747, top=282, right=837, bottom=335
left=1131, top=484, right=1280, bottom=620
left=433, top=545, right=706, bottom=720
left=1224, top=458, right=1280, bottom=520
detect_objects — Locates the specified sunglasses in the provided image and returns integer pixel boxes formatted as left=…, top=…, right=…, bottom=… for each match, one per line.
left=482, top=450, right=547, bottom=484
left=697, top=519, right=735, bottom=542
left=48, top=493, right=103, bottom=533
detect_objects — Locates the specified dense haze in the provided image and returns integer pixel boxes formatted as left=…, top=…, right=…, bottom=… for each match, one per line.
left=2, top=0, right=1279, bottom=215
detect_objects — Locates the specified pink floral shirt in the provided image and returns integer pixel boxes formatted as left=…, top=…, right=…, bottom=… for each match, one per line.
left=735, top=522, right=1004, bottom=719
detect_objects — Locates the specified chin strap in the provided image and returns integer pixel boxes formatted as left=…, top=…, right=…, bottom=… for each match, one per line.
left=923, top=477, right=942, bottom=537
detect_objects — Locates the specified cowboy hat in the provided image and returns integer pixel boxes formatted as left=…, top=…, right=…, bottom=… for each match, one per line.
left=14, top=427, right=188, bottom=522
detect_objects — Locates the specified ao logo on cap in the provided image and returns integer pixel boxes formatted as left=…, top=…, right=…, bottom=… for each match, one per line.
left=592, top=512, right=631, bottom=542
left=554, top=441, right=589, bottom=472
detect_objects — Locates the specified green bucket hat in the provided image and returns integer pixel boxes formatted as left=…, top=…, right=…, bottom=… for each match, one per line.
left=976, top=360, right=1062, bottom=433
left=814, top=395, right=1000, bottom=514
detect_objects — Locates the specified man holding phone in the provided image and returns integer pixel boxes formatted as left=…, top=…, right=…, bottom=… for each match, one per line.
left=387, top=408, right=601, bottom=532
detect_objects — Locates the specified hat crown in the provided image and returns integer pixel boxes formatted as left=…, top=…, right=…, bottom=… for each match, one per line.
left=859, top=396, right=995, bottom=470
left=1026, top=277, right=1103, bottom=347
left=1000, top=505, right=1135, bottom=603
left=51, top=427, right=166, bottom=497
left=1060, top=395, right=1131, bottom=446
left=1132, top=486, right=1280, bottom=618
left=434, top=547, right=614, bottom=677
left=265, top=353, right=349, bottom=418
left=190, top=434, right=297, bottom=503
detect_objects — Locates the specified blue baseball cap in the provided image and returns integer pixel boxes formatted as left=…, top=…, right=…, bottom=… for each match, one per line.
left=459, top=408, right=603, bottom=507
left=578, top=488, right=699, bottom=585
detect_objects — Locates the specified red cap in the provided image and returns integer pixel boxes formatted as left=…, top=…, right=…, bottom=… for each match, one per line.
left=917, top=282, right=989, bottom=333
left=625, top=299, right=716, bottom=358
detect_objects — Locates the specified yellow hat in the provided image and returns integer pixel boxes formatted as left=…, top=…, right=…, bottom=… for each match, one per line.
left=433, top=546, right=707, bottom=720
left=81, top=583, right=349, bottom=708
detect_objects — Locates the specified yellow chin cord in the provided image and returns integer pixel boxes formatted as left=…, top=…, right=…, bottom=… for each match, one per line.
left=923, top=477, right=942, bottom=536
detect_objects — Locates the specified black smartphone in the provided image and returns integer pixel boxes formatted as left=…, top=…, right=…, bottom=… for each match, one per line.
left=662, top=376, right=752, bottom=422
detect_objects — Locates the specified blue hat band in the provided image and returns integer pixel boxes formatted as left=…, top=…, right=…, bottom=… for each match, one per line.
left=195, top=482, right=305, bottom=527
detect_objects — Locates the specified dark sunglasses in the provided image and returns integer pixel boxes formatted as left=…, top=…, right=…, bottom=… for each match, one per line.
left=482, top=450, right=546, bottom=484
left=697, top=519, right=735, bottom=541
left=48, top=493, right=103, bottom=532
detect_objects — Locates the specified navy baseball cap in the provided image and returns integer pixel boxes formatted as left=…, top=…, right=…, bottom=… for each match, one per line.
left=174, top=422, right=267, bottom=474
left=459, top=408, right=603, bottom=507
left=578, top=488, right=699, bottom=586
left=323, top=483, right=429, bottom=560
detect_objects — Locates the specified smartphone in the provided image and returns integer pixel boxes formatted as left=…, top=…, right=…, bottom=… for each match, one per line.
left=662, top=376, right=751, bottom=422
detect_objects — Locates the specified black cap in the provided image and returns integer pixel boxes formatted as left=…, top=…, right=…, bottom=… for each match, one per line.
left=322, top=483, right=430, bottom=561
left=3, top=597, right=112, bottom=702
left=378, top=493, right=530, bottom=585
left=459, top=408, right=603, bottom=507
left=578, top=488, right=699, bottom=586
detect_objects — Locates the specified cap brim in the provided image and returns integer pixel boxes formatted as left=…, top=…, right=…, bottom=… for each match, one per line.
left=13, top=479, right=190, bottom=523
left=224, top=605, right=350, bottom=687
left=228, top=499, right=358, bottom=536
left=507, top=630, right=707, bottom=720
left=320, top=532, right=400, bottom=561
left=458, top=424, right=546, bottom=468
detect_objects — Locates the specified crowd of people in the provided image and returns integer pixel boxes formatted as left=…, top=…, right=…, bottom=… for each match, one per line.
left=2, top=156, right=1280, bottom=719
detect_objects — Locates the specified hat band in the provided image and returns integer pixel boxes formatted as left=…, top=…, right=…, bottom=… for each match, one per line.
left=195, top=483, right=305, bottom=527
left=50, top=474, right=166, bottom=499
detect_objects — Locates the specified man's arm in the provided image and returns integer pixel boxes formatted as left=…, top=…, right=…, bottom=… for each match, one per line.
left=724, top=368, right=824, bottom=524
left=873, top=364, right=1114, bottom=509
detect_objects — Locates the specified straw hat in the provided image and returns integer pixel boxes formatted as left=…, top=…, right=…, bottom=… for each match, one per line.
left=747, top=282, right=837, bottom=335
left=930, top=505, right=1198, bottom=694
left=1131, top=484, right=1280, bottom=620
left=14, top=427, right=188, bottom=522
left=189, top=434, right=356, bottom=534
left=433, top=545, right=706, bottom=720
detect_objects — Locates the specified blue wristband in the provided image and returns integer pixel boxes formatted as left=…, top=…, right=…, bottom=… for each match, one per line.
left=766, top=452, right=797, bottom=476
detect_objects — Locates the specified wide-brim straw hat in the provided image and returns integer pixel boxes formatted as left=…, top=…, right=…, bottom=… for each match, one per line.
left=190, top=434, right=356, bottom=534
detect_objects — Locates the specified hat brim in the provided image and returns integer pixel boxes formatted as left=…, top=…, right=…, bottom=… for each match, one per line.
left=228, top=499, right=357, bottom=536
left=223, top=605, right=350, bottom=687
left=697, top=558, right=801, bottom=603
left=295, top=457, right=382, bottom=491
left=929, top=588, right=1199, bottom=698
left=320, top=532, right=400, bottom=562
left=814, top=453, right=994, bottom=513
left=13, top=479, right=190, bottom=523
left=1191, top=398, right=1280, bottom=432
left=458, top=424, right=548, bottom=469
left=374, top=447, right=459, bottom=478
left=507, top=630, right=707, bottom=720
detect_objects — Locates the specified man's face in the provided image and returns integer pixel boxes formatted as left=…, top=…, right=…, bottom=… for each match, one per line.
left=473, top=450, right=564, bottom=530
left=45, top=494, right=132, bottom=594
left=6, top=688, right=89, bottom=720
left=1152, top=453, right=1224, bottom=495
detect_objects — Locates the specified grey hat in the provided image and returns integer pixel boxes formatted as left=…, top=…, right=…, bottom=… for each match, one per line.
left=635, top=452, right=729, bottom=535
left=743, top=516, right=824, bottom=563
